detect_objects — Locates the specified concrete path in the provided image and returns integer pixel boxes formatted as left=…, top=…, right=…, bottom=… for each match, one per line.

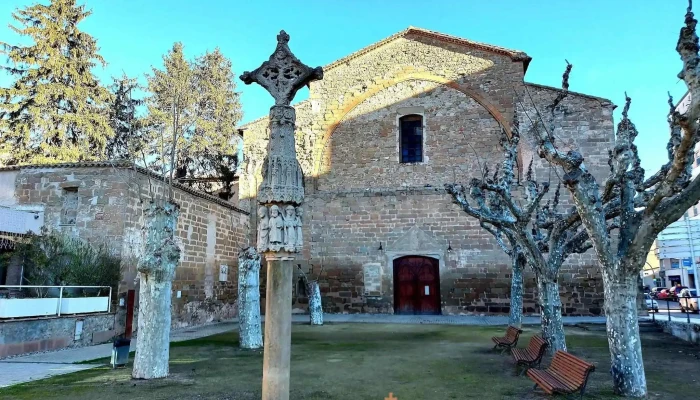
left=0, top=313, right=607, bottom=389
left=304, top=313, right=607, bottom=326
left=0, top=322, right=236, bottom=388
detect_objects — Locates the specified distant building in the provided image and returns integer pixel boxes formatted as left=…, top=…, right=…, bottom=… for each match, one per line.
left=647, top=91, right=700, bottom=289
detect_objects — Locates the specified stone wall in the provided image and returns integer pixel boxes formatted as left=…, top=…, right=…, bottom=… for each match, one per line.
left=294, top=188, right=603, bottom=315
left=0, top=313, right=115, bottom=359
left=241, top=31, right=613, bottom=316
left=0, top=163, right=250, bottom=328
left=126, top=172, right=250, bottom=327
left=656, top=319, right=700, bottom=346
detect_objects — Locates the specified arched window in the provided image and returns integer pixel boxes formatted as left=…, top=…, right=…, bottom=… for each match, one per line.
left=399, top=114, right=423, bottom=163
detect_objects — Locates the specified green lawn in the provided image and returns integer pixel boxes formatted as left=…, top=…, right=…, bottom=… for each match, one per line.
left=2, top=323, right=699, bottom=399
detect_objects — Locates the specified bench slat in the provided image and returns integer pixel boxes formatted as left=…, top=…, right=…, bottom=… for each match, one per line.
left=528, top=350, right=594, bottom=397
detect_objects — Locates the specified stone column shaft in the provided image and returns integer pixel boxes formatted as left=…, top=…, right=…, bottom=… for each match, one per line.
left=262, top=257, right=293, bottom=400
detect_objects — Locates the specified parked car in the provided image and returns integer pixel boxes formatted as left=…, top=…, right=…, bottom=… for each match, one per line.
left=650, top=287, right=666, bottom=299
left=670, top=286, right=689, bottom=301
left=679, top=289, right=698, bottom=313
left=657, top=289, right=673, bottom=300
left=645, top=294, right=659, bottom=312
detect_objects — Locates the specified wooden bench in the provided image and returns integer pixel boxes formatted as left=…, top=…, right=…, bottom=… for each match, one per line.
left=527, top=350, right=596, bottom=399
left=511, top=335, right=548, bottom=375
left=491, top=326, right=523, bottom=354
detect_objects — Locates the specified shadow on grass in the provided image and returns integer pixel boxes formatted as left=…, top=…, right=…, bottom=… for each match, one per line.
left=3, top=323, right=699, bottom=400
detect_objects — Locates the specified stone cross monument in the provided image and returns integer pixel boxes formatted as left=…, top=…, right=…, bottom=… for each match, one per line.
left=240, top=30, right=323, bottom=400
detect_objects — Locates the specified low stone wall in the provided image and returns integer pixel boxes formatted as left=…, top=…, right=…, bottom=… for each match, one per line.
left=656, top=319, right=700, bottom=345
left=0, top=313, right=116, bottom=359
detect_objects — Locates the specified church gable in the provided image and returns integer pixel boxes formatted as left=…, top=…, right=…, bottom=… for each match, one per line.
left=311, top=29, right=527, bottom=110
left=322, top=27, right=530, bottom=75
left=239, top=28, right=613, bottom=214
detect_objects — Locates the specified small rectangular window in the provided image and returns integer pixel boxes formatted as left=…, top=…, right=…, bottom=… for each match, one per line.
left=61, top=187, right=78, bottom=225
left=400, top=115, right=423, bottom=163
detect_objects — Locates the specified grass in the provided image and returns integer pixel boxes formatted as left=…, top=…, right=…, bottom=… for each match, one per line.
left=2, top=323, right=700, bottom=399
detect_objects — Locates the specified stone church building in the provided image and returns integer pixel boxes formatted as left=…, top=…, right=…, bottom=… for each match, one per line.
left=240, top=27, right=615, bottom=316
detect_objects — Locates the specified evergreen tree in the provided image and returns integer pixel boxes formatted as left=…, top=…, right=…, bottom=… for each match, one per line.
left=145, top=44, right=242, bottom=192
left=0, top=0, right=113, bottom=164
left=106, top=74, right=143, bottom=160
left=189, top=48, right=242, bottom=197
left=144, top=42, right=196, bottom=177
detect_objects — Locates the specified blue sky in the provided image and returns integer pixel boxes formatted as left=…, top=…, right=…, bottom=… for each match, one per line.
left=0, top=0, right=691, bottom=173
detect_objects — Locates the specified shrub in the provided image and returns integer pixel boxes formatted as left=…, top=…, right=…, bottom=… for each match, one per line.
left=12, top=230, right=122, bottom=297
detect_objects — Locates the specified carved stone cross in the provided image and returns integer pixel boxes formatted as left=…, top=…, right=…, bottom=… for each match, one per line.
left=240, top=30, right=323, bottom=254
left=239, top=30, right=323, bottom=400
left=240, top=30, right=323, bottom=106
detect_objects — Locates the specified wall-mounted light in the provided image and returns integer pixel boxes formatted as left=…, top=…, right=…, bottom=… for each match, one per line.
left=447, top=241, right=453, bottom=253
left=378, top=242, right=383, bottom=252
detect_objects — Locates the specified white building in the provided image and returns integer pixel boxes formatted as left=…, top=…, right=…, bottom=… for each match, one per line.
left=647, top=91, right=700, bottom=289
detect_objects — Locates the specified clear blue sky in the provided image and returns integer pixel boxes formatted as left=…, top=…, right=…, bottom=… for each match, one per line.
left=0, top=0, right=691, bottom=173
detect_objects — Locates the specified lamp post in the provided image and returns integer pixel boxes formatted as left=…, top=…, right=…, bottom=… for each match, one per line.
left=240, top=31, right=323, bottom=400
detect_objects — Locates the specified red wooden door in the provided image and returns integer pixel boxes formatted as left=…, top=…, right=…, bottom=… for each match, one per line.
left=393, top=256, right=441, bottom=315
left=124, top=289, right=135, bottom=339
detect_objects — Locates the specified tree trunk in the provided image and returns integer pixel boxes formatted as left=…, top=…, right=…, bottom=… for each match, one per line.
left=508, top=254, right=524, bottom=328
left=537, top=274, right=566, bottom=353
left=308, top=281, right=323, bottom=326
left=238, top=247, right=263, bottom=349
left=132, top=200, right=180, bottom=380
left=602, top=267, right=647, bottom=397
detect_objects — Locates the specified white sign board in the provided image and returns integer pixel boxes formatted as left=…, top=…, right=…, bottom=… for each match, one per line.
left=219, top=265, right=229, bottom=282
left=0, top=207, right=43, bottom=234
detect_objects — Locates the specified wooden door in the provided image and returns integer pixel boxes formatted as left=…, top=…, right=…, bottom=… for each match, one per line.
left=393, top=256, right=441, bottom=315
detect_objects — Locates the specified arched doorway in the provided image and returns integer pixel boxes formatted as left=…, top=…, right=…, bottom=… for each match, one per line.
left=393, top=256, right=441, bottom=315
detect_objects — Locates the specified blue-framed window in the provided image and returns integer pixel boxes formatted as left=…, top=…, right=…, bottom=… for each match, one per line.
left=399, top=114, right=423, bottom=163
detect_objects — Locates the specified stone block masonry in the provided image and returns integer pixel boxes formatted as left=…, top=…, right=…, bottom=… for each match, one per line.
left=0, top=313, right=115, bottom=359
left=296, top=188, right=603, bottom=316
left=241, top=28, right=613, bottom=317
left=0, top=162, right=250, bottom=329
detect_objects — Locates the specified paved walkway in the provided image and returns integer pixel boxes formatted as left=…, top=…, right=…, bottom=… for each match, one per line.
left=0, top=322, right=235, bottom=388
left=0, top=314, right=607, bottom=389
left=308, top=313, right=607, bottom=326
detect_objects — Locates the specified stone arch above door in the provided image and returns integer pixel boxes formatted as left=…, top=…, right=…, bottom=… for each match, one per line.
left=312, top=71, right=512, bottom=178
left=383, top=226, right=447, bottom=278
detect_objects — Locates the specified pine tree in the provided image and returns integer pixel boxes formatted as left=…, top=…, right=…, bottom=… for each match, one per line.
left=106, top=74, right=143, bottom=161
left=190, top=48, right=242, bottom=197
left=0, top=0, right=113, bottom=165
left=144, top=42, right=196, bottom=177
left=144, top=44, right=242, bottom=192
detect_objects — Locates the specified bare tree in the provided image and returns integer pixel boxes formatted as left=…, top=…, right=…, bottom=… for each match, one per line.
left=531, top=3, right=700, bottom=396
left=298, top=264, right=323, bottom=326
left=131, top=46, right=190, bottom=379
left=446, top=120, right=596, bottom=352
left=131, top=197, right=180, bottom=380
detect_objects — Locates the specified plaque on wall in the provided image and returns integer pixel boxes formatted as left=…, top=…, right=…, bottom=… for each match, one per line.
left=362, top=263, right=382, bottom=296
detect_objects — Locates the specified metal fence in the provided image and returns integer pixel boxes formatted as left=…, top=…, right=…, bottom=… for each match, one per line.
left=0, top=285, right=112, bottom=318
left=648, top=294, right=700, bottom=324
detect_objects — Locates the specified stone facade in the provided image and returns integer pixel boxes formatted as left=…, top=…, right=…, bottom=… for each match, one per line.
left=240, top=28, right=614, bottom=316
left=0, top=162, right=250, bottom=328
